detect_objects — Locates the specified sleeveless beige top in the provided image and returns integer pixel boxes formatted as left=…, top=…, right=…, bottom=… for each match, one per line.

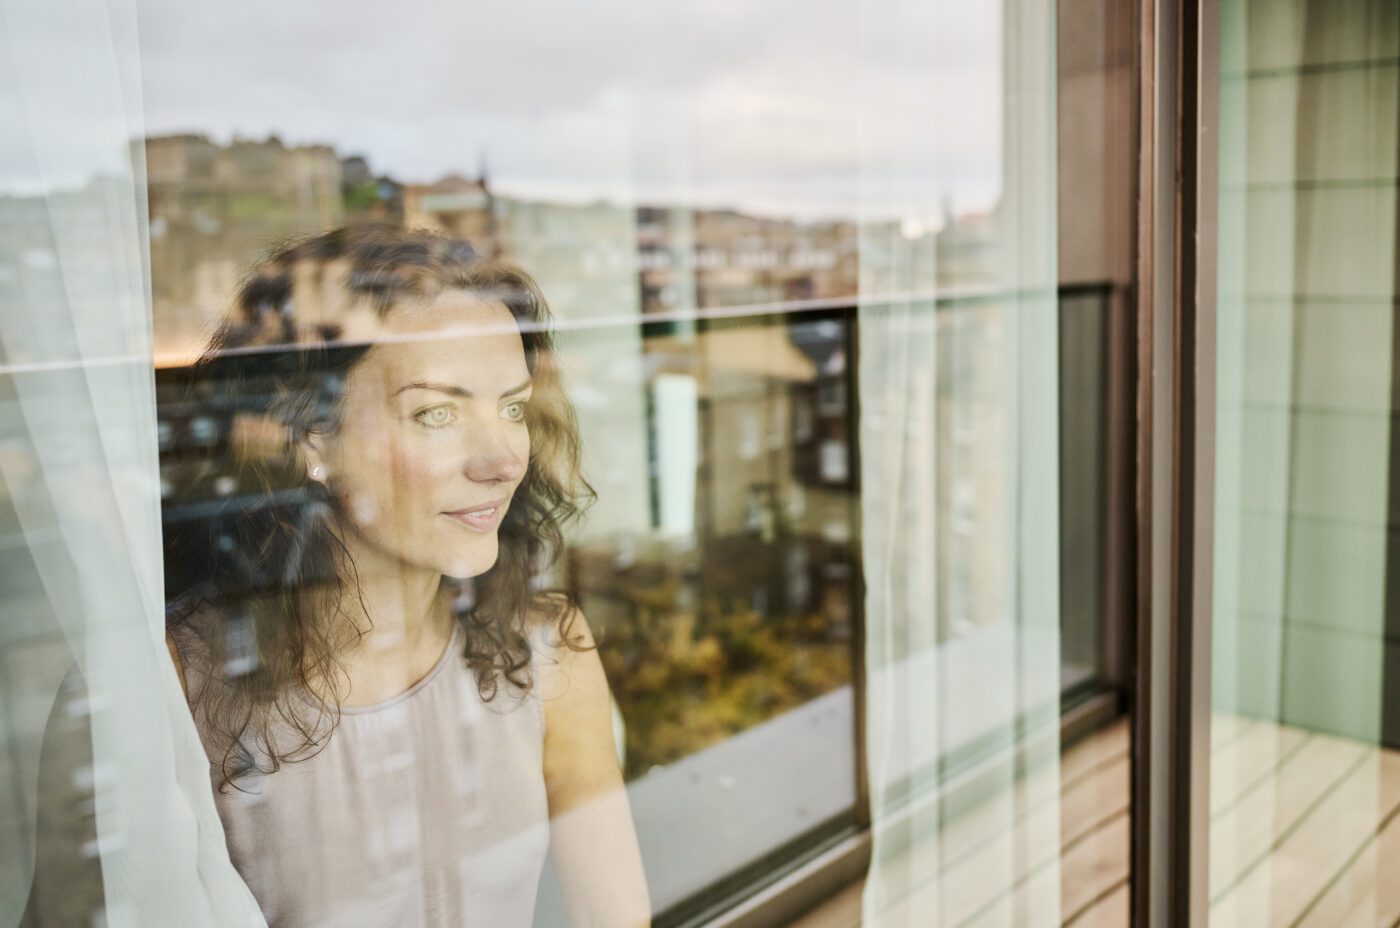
left=171, top=616, right=555, bottom=928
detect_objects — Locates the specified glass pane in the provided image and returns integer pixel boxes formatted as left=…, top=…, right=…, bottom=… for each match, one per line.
left=4, top=0, right=1135, bottom=925
left=134, top=0, right=872, bottom=917
left=1211, top=0, right=1400, bottom=924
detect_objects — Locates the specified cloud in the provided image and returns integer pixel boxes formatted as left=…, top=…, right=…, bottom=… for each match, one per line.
left=4, top=0, right=1014, bottom=219
left=0, top=1, right=144, bottom=192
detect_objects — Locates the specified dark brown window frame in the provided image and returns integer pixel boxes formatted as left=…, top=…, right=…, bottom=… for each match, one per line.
left=1131, top=0, right=1218, bottom=923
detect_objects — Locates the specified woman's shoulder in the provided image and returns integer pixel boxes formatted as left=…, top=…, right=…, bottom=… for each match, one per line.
left=526, top=592, right=595, bottom=658
left=524, top=593, right=602, bottom=706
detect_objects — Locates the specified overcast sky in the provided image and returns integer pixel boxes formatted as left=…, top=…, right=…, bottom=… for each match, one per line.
left=3, top=0, right=1009, bottom=222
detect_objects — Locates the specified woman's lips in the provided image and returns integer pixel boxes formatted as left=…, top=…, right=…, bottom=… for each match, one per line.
left=444, top=499, right=507, bottom=533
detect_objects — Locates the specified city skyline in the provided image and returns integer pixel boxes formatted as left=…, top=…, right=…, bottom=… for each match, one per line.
left=3, top=127, right=995, bottom=234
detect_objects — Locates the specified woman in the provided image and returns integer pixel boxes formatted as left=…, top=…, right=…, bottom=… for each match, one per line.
left=163, top=224, right=649, bottom=927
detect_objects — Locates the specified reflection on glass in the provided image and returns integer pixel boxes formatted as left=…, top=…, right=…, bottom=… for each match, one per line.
left=853, top=0, right=1069, bottom=921
left=564, top=313, right=857, bottom=779
left=152, top=225, right=649, bottom=927
left=1, top=0, right=1138, bottom=923
left=1211, top=0, right=1400, bottom=924
left=139, top=127, right=868, bottom=918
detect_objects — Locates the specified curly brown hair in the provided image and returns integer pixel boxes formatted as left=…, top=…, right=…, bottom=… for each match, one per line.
left=165, top=223, right=594, bottom=791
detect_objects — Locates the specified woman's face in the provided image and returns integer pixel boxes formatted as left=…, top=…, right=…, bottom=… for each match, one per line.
left=312, top=293, right=532, bottom=580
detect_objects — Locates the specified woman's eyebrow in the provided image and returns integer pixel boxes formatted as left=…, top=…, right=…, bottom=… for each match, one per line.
left=395, top=378, right=533, bottom=399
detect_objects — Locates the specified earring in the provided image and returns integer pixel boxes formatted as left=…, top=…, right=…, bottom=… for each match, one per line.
left=311, top=465, right=324, bottom=481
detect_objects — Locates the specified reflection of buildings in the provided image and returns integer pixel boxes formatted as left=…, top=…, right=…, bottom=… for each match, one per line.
left=139, top=133, right=344, bottom=363
left=341, top=154, right=404, bottom=223
left=628, top=206, right=862, bottom=625
left=491, top=196, right=652, bottom=547
left=404, top=175, right=496, bottom=254
left=934, top=209, right=997, bottom=287
left=637, top=206, right=857, bottom=316
left=141, top=132, right=1000, bottom=365
left=133, top=130, right=1003, bottom=639
left=668, top=320, right=856, bottom=626
left=128, top=133, right=1016, bottom=778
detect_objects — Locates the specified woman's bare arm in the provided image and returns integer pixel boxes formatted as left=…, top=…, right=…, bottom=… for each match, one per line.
left=541, top=612, right=651, bottom=928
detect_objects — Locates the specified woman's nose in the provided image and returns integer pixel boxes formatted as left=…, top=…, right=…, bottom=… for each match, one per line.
left=463, top=422, right=526, bottom=484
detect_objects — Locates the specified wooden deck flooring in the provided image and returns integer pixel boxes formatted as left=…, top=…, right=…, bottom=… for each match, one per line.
left=788, top=713, right=1400, bottom=927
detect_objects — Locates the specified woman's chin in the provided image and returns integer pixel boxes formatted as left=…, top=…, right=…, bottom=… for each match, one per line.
left=437, top=538, right=500, bottom=580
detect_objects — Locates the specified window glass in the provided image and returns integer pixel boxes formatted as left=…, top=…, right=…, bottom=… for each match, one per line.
left=134, top=1, right=867, bottom=917
left=1210, top=1, right=1400, bottom=923
left=0, top=0, right=1127, bottom=924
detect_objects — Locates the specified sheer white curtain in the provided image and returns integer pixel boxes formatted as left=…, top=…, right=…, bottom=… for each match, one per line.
left=0, top=1, right=262, bottom=923
left=856, top=0, right=1060, bottom=923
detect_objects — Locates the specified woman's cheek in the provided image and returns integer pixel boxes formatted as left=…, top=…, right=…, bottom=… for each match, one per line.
left=340, top=431, right=413, bottom=531
left=386, top=439, right=456, bottom=505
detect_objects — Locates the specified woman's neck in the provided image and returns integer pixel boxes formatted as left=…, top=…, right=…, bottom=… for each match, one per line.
left=312, top=526, right=458, bottom=706
left=343, top=561, right=449, bottom=653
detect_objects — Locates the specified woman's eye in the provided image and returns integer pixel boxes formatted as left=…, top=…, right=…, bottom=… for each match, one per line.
left=415, top=405, right=457, bottom=428
left=502, top=400, right=528, bottom=423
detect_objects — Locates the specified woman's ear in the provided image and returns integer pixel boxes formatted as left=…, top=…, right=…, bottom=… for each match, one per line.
left=299, top=428, right=332, bottom=484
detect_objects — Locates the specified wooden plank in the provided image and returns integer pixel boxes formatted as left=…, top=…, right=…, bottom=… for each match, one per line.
left=793, top=723, right=1400, bottom=928
left=934, top=753, right=1063, bottom=872
left=1062, top=718, right=1129, bottom=785
left=1212, top=711, right=1255, bottom=750
left=1210, top=732, right=1368, bottom=899
left=931, top=718, right=1125, bottom=885
left=876, top=783, right=1059, bottom=924
left=1060, top=813, right=1130, bottom=918
left=788, top=719, right=1130, bottom=928
left=1211, top=747, right=1400, bottom=926
left=1064, top=881, right=1128, bottom=928
left=867, top=749, right=1127, bottom=926
left=1210, top=720, right=1308, bottom=815
left=1060, top=755, right=1130, bottom=846
left=925, top=723, right=1121, bottom=893
left=956, top=812, right=1130, bottom=928
left=937, top=752, right=1127, bottom=924
left=1293, top=751, right=1400, bottom=928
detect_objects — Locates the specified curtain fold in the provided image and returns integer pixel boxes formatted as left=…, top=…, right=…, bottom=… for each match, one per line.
left=856, top=0, right=1059, bottom=922
left=0, top=1, right=264, bottom=923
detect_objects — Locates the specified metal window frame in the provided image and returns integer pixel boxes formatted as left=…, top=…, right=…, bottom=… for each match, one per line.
left=1131, top=0, right=1219, bottom=923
